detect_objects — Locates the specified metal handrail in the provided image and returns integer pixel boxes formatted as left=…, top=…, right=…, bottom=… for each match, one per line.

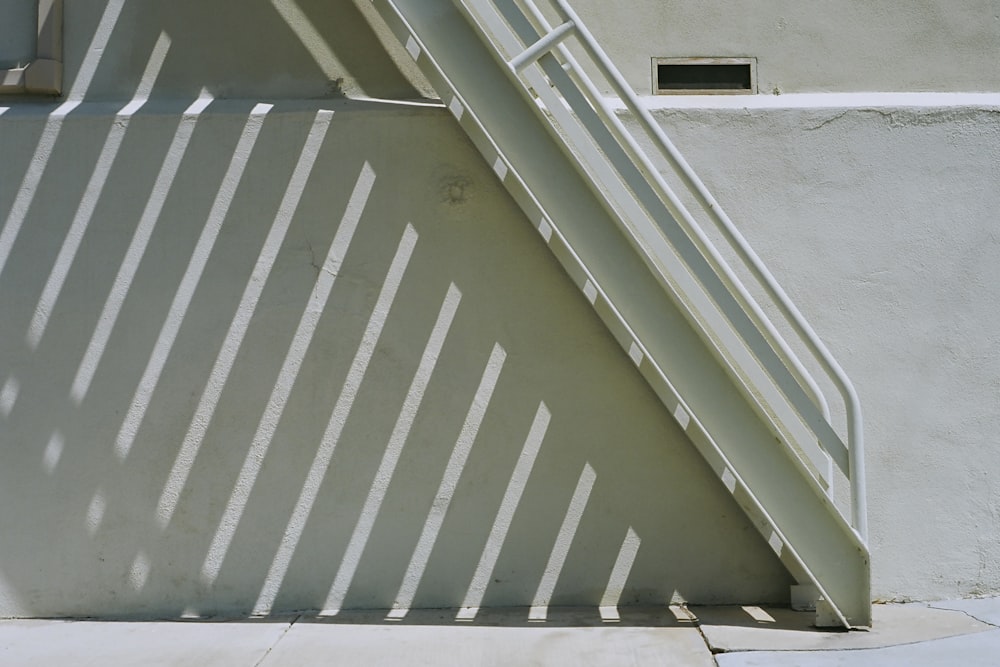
left=507, top=5, right=833, bottom=427
left=493, top=0, right=867, bottom=541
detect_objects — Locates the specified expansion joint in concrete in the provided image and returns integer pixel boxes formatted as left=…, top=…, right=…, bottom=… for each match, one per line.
left=254, top=614, right=302, bottom=667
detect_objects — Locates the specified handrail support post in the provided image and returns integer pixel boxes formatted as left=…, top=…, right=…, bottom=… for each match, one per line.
left=508, top=20, right=575, bottom=73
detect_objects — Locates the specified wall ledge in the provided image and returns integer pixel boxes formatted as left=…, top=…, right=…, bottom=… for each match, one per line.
left=611, top=91, right=1000, bottom=111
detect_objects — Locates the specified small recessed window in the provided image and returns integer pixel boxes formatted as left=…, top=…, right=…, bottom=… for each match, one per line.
left=653, top=57, right=757, bottom=95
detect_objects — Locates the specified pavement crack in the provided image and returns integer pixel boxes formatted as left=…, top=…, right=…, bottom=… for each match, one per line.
left=687, top=611, right=722, bottom=665
left=928, top=603, right=1000, bottom=629
left=254, top=614, right=301, bottom=667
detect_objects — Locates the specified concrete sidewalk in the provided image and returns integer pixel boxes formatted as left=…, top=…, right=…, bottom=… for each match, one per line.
left=0, top=599, right=997, bottom=666
left=705, top=598, right=1000, bottom=666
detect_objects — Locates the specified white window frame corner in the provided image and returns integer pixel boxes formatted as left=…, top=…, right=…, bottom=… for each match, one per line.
left=1, top=0, right=63, bottom=96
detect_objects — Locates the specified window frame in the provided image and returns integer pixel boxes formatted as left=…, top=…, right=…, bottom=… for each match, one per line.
left=652, top=56, right=758, bottom=96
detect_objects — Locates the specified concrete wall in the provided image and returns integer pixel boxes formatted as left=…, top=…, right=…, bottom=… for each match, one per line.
left=0, top=0, right=37, bottom=68
left=48, top=0, right=433, bottom=101
left=0, top=99, right=792, bottom=617
left=639, top=100, right=1000, bottom=602
left=1, top=0, right=998, bottom=616
left=571, top=0, right=1000, bottom=94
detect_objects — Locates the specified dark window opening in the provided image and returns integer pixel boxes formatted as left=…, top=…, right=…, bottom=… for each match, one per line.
left=653, top=58, right=756, bottom=95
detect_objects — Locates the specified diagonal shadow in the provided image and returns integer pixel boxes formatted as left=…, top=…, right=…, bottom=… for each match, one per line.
left=0, top=2, right=796, bottom=624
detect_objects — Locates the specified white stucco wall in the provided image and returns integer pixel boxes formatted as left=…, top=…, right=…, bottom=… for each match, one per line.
left=0, top=101, right=792, bottom=617
left=49, top=0, right=433, bottom=101
left=639, top=99, right=1000, bottom=602
left=0, top=0, right=37, bottom=68
left=571, top=0, right=1000, bottom=94
left=1, top=0, right=998, bottom=617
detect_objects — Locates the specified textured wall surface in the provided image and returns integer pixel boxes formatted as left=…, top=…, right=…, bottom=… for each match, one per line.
left=3, top=0, right=432, bottom=101
left=0, top=102, right=791, bottom=618
left=639, top=101, right=1000, bottom=602
left=571, top=0, right=1000, bottom=94
left=1, top=0, right=998, bottom=617
left=0, top=0, right=38, bottom=68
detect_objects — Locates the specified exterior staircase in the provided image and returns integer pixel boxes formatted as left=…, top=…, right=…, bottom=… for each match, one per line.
left=368, top=0, right=871, bottom=628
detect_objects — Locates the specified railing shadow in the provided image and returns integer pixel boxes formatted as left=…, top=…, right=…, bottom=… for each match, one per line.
left=0, top=0, right=794, bottom=621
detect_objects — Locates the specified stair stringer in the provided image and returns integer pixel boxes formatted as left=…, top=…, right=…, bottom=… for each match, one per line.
left=368, top=0, right=871, bottom=628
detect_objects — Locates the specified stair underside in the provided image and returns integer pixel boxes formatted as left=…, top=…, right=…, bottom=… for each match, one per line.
left=370, top=0, right=870, bottom=627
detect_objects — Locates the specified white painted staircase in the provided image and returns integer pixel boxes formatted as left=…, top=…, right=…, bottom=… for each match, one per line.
left=369, top=0, right=871, bottom=628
